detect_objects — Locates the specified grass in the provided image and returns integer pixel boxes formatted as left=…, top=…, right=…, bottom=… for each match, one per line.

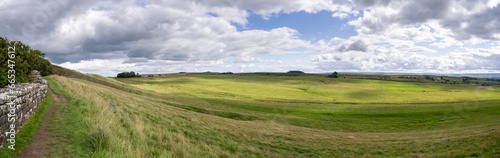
left=157, top=101, right=258, bottom=121
left=123, top=74, right=499, bottom=104
left=6, top=71, right=499, bottom=157
left=118, top=74, right=500, bottom=132
left=0, top=88, right=54, bottom=158
left=87, top=127, right=107, bottom=152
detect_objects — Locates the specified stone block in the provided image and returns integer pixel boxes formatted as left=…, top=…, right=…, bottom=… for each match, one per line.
left=0, top=70, right=47, bottom=149
left=0, top=115, right=6, bottom=126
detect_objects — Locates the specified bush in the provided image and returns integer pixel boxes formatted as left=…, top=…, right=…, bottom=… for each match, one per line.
left=0, top=37, right=53, bottom=88
left=34, top=58, right=53, bottom=76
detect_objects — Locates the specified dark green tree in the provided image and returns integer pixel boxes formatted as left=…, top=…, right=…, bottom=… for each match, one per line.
left=287, top=70, right=304, bottom=74
left=117, top=71, right=140, bottom=78
left=327, top=71, right=338, bottom=78
left=0, top=37, right=53, bottom=88
left=34, top=58, right=53, bottom=76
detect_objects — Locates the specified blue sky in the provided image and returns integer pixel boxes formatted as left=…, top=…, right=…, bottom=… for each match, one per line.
left=1, top=0, right=500, bottom=76
left=240, top=11, right=358, bottom=41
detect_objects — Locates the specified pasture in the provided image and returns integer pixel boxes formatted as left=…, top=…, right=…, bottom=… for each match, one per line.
left=33, top=73, right=500, bottom=157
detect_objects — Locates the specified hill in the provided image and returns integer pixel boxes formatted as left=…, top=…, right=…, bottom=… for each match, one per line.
left=3, top=67, right=500, bottom=157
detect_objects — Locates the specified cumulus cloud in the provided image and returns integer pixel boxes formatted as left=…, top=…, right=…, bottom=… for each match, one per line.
left=349, top=0, right=500, bottom=42
left=398, top=0, right=451, bottom=24
left=309, top=0, right=498, bottom=73
left=336, top=40, right=368, bottom=52
left=313, top=47, right=500, bottom=73
left=1, top=0, right=499, bottom=75
left=0, top=0, right=320, bottom=65
left=350, top=0, right=392, bottom=9
left=237, top=0, right=352, bottom=18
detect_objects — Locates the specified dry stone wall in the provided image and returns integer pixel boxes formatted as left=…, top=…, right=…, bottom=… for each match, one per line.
left=0, top=70, right=48, bottom=149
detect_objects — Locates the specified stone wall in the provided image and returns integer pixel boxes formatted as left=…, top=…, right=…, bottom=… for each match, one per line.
left=0, top=70, right=48, bottom=149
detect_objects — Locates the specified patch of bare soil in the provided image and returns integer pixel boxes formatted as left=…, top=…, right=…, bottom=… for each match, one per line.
left=19, top=88, right=67, bottom=158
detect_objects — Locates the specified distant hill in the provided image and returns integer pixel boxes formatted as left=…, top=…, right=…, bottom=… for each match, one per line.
left=51, top=65, right=150, bottom=96
left=325, top=72, right=500, bottom=79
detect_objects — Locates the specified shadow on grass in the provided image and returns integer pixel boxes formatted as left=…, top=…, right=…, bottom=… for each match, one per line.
left=156, top=101, right=259, bottom=121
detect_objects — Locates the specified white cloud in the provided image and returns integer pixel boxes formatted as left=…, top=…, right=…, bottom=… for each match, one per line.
left=386, top=25, right=435, bottom=42
left=331, top=12, right=349, bottom=19
left=0, top=0, right=317, bottom=64
left=238, top=0, right=352, bottom=19
left=488, top=0, right=500, bottom=8
left=1, top=0, right=499, bottom=75
left=349, top=0, right=500, bottom=41
left=312, top=45, right=500, bottom=73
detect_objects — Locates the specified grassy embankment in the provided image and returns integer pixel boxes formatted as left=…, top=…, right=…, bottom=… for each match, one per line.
left=15, top=68, right=500, bottom=157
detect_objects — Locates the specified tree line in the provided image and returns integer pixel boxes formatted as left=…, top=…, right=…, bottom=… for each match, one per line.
left=0, top=37, right=53, bottom=88
left=117, top=71, right=140, bottom=78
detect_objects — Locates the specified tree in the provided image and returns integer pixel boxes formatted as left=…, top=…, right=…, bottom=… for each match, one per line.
left=117, top=71, right=140, bottom=78
left=287, top=70, right=304, bottom=74
left=0, top=37, right=53, bottom=88
left=327, top=71, right=338, bottom=78
left=34, top=58, right=53, bottom=76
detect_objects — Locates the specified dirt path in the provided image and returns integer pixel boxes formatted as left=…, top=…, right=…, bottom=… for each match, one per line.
left=19, top=88, right=67, bottom=158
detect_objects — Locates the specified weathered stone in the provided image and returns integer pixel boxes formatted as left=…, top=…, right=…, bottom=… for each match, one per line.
left=0, top=70, right=47, bottom=150
left=0, top=115, right=6, bottom=126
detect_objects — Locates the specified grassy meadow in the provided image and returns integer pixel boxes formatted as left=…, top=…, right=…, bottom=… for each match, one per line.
left=119, top=74, right=500, bottom=132
left=29, top=72, right=500, bottom=157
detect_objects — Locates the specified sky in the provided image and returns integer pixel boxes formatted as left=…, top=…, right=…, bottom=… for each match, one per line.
left=1, top=0, right=500, bottom=76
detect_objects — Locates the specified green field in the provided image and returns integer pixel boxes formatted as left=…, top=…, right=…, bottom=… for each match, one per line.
left=119, top=74, right=500, bottom=133
left=16, top=72, right=500, bottom=157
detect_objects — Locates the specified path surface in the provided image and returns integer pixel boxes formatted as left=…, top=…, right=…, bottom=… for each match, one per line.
left=19, top=88, right=67, bottom=158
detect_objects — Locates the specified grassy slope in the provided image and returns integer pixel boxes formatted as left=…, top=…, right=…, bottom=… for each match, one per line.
left=32, top=70, right=499, bottom=157
left=118, top=74, right=500, bottom=133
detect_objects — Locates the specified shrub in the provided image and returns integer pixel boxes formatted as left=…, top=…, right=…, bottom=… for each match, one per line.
left=0, top=37, right=53, bottom=88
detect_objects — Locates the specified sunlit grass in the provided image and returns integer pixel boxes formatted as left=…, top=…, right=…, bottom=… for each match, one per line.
left=123, top=75, right=500, bottom=104
left=37, top=74, right=500, bottom=157
left=115, top=74, right=500, bottom=132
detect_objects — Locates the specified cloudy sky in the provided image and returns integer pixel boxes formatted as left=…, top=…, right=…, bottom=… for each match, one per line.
left=1, top=0, right=500, bottom=76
